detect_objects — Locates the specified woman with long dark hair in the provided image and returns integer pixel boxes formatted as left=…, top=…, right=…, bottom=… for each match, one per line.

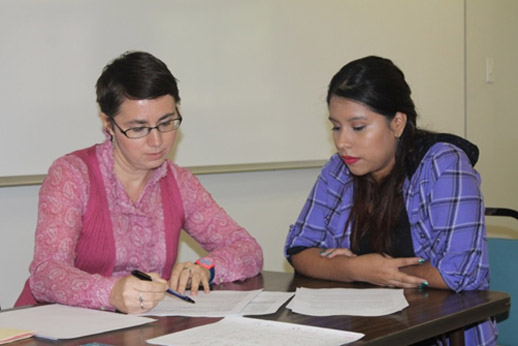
left=285, top=56, right=494, bottom=345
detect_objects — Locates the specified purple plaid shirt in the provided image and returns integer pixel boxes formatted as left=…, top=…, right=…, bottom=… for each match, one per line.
left=285, top=142, right=495, bottom=346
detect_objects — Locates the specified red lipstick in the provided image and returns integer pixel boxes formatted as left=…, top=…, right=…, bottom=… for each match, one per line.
left=342, top=156, right=360, bottom=165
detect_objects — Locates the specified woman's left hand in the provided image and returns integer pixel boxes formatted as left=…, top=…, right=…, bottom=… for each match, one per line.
left=169, top=261, right=210, bottom=295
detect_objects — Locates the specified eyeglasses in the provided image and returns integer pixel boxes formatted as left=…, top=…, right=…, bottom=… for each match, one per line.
left=112, top=117, right=182, bottom=139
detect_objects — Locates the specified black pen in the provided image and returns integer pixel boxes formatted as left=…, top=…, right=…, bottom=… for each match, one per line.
left=131, top=270, right=195, bottom=304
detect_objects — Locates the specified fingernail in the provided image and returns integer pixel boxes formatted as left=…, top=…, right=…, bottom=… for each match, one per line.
left=320, top=250, right=326, bottom=255
left=418, top=258, right=425, bottom=264
left=418, top=281, right=429, bottom=289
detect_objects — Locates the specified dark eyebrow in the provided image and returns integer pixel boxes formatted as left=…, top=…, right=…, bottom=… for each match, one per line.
left=347, top=115, right=367, bottom=122
left=158, top=112, right=177, bottom=122
left=126, top=112, right=177, bottom=126
left=328, top=115, right=367, bottom=123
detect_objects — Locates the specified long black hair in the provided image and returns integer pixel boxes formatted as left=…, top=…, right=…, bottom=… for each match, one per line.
left=327, top=56, right=420, bottom=254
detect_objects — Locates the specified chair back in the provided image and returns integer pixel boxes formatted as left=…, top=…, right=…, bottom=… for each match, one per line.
left=486, top=207, right=518, bottom=346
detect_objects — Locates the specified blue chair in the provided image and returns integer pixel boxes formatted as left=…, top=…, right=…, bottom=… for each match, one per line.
left=486, top=207, right=518, bottom=346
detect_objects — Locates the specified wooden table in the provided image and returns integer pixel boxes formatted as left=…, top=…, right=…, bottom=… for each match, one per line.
left=12, top=271, right=510, bottom=346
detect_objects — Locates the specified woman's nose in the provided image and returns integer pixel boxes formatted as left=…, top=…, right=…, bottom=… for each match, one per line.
left=336, top=133, right=351, bottom=150
left=147, top=128, right=163, bottom=146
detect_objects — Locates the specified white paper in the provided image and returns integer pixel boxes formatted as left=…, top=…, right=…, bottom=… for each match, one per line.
left=288, top=287, right=408, bottom=316
left=142, top=289, right=262, bottom=317
left=0, top=304, right=155, bottom=340
left=239, top=291, right=294, bottom=316
left=146, top=316, right=364, bottom=346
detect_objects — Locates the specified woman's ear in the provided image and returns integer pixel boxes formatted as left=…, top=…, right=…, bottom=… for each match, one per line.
left=100, top=113, right=114, bottom=136
left=392, top=112, right=407, bottom=138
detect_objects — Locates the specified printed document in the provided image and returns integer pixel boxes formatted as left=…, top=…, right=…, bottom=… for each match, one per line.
left=147, top=316, right=364, bottom=346
left=287, top=287, right=408, bottom=316
left=239, top=291, right=294, bottom=315
left=142, top=289, right=293, bottom=317
left=142, top=289, right=263, bottom=317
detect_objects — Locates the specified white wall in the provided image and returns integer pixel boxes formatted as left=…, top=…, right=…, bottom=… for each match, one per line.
left=0, top=0, right=463, bottom=178
left=466, top=0, right=518, bottom=237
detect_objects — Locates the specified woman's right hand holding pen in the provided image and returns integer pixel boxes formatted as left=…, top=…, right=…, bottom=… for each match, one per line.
left=109, top=272, right=167, bottom=314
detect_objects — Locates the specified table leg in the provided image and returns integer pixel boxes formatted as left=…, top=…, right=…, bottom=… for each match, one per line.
left=448, top=329, right=465, bottom=346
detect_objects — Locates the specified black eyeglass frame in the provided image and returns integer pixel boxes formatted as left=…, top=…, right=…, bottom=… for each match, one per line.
left=111, top=116, right=182, bottom=139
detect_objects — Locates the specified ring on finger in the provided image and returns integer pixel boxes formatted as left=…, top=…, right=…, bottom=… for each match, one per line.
left=183, top=267, right=192, bottom=276
left=138, top=293, right=145, bottom=309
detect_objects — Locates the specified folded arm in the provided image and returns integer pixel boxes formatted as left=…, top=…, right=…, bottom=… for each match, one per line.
left=291, top=248, right=433, bottom=288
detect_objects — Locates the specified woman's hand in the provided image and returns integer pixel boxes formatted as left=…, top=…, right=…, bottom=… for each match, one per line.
left=291, top=248, right=428, bottom=289
left=169, top=261, right=210, bottom=295
left=109, top=272, right=167, bottom=314
left=349, top=253, right=427, bottom=288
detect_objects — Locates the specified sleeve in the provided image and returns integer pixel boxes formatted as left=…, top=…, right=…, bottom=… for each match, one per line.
left=284, top=158, right=344, bottom=260
left=420, top=145, right=488, bottom=292
left=29, top=155, right=117, bottom=309
left=174, top=165, right=263, bottom=284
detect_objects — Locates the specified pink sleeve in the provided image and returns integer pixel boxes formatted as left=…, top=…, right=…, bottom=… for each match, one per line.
left=173, top=164, right=263, bottom=284
left=29, top=155, right=117, bottom=310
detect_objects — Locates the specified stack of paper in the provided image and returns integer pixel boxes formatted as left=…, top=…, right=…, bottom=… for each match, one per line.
left=0, top=328, right=34, bottom=344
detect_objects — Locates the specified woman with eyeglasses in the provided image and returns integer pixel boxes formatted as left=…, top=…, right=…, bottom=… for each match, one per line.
left=284, top=56, right=494, bottom=345
left=15, top=51, right=263, bottom=314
